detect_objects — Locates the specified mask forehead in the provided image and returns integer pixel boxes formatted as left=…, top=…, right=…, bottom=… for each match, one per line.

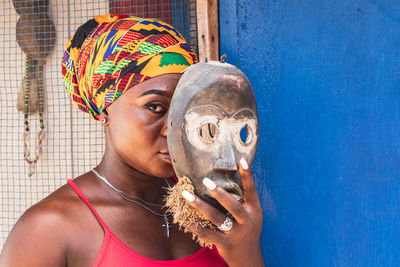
left=187, top=74, right=257, bottom=116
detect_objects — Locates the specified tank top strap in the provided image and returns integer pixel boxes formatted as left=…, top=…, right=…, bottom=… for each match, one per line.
left=68, top=179, right=109, bottom=231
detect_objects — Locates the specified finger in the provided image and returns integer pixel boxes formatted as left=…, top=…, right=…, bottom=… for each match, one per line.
left=202, top=178, right=248, bottom=224
left=181, top=190, right=232, bottom=229
left=239, top=157, right=260, bottom=205
left=183, top=222, right=231, bottom=249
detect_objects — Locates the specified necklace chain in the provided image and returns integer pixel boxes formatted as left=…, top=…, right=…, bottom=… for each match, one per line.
left=91, top=168, right=172, bottom=237
left=92, top=168, right=166, bottom=207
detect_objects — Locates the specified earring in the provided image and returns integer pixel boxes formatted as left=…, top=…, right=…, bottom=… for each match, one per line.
left=101, top=118, right=107, bottom=124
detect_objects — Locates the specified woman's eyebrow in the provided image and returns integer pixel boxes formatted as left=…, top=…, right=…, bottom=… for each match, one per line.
left=139, top=89, right=168, bottom=97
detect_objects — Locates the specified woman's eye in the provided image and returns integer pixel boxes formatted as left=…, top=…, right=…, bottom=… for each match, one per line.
left=145, top=103, right=166, bottom=114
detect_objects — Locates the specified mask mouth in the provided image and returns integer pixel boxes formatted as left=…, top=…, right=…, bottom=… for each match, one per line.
left=207, top=174, right=243, bottom=199
left=223, top=183, right=243, bottom=201
left=200, top=174, right=243, bottom=207
left=200, top=182, right=243, bottom=214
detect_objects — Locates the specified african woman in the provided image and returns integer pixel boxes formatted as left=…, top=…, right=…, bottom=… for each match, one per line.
left=0, top=15, right=265, bottom=267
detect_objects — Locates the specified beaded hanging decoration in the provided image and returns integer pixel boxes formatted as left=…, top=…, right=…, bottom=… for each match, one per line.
left=22, top=59, right=45, bottom=176
left=14, top=0, right=56, bottom=176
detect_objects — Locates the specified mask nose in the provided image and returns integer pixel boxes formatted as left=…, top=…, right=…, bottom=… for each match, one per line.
left=212, top=139, right=237, bottom=171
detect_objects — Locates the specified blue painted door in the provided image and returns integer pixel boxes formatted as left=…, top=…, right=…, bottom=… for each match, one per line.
left=220, top=0, right=400, bottom=266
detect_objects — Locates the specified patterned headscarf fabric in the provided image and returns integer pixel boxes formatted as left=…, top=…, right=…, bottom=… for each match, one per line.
left=62, top=15, right=198, bottom=120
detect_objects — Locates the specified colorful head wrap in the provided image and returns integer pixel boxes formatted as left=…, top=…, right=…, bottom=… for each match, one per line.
left=62, top=15, right=198, bottom=120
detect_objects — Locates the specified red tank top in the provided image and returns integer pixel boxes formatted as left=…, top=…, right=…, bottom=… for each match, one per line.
left=68, top=179, right=228, bottom=267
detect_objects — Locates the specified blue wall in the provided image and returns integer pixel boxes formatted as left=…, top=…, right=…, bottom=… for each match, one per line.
left=220, top=0, right=400, bottom=266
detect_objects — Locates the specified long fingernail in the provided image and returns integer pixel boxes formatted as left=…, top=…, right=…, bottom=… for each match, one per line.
left=240, top=157, right=248, bottom=170
left=203, top=177, right=216, bottom=190
left=182, top=190, right=195, bottom=202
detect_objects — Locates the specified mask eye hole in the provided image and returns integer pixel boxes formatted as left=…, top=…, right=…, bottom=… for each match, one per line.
left=199, top=123, right=218, bottom=144
left=239, top=124, right=253, bottom=145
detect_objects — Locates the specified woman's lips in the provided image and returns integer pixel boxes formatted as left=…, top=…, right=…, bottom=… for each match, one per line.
left=158, top=152, right=172, bottom=164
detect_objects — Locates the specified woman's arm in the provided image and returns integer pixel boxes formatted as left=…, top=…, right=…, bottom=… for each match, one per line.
left=0, top=201, right=68, bottom=267
left=182, top=158, right=266, bottom=267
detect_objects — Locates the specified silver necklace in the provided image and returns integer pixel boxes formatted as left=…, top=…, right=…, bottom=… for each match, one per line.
left=91, top=168, right=172, bottom=237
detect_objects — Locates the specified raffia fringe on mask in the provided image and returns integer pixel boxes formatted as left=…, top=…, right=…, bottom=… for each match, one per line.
left=164, top=176, right=218, bottom=248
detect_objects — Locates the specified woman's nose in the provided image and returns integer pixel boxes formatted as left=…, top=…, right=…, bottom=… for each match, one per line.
left=161, top=125, right=168, bottom=137
left=161, top=117, right=168, bottom=137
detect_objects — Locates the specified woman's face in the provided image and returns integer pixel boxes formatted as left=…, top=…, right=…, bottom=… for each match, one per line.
left=104, top=73, right=181, bottom=178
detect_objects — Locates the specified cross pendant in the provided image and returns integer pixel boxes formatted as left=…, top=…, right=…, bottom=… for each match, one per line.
left=162, top=215, right=170, bottom=238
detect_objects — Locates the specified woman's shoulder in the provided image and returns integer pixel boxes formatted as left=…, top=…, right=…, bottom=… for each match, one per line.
left=0, top=174, right=97, bottom=266
left=5, top=176, right=89, bottom=241
left=21, top=175, right=86, bottom=220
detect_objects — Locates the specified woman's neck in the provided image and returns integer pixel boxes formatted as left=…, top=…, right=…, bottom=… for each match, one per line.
left=95, top=147, right=168, bottom=204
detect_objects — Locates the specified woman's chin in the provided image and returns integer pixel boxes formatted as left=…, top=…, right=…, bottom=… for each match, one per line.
left=152, top=164, right=175, bottom=178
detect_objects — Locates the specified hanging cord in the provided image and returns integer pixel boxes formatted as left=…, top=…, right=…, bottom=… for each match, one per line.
left=23, top=58, right=45, bottom=177
left=220, top=53, right=227, bottom=63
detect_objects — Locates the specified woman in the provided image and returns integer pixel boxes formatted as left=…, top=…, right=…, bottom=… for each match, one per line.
left=0, top=15, right=265, bottom=266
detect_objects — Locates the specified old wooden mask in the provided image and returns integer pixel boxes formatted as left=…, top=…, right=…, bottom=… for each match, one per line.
left=168, top=61, right=259, bottom=211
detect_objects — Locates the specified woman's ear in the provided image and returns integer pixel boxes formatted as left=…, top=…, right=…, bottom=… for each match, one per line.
left=99, top=110, right=109, bottom=126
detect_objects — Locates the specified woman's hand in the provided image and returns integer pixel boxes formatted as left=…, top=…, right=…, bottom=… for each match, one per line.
left=181, top=158, right=265, bottom=267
